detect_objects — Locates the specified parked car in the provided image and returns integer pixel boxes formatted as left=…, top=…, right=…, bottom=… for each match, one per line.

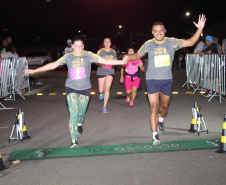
left=21, top=51, right=53, bottom=68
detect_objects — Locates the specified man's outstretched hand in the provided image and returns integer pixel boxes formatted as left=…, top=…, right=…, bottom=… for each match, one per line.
left=193, top=14, right=206, bottom=29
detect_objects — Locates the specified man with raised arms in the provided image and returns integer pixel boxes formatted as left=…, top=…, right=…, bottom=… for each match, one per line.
left=124, top=15, right=206, bottom=145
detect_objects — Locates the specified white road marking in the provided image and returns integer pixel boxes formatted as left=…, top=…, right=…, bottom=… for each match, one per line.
left=0, top=126, right=8, bottom=129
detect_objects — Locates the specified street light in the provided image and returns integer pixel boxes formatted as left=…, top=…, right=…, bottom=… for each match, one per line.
left=185, top=11, right=204, bottom=41
left=185, top=12, right=190, bottom=17
left=185, top=11, right=197, bottom=19
left=118, top=25, right=133, bottom=47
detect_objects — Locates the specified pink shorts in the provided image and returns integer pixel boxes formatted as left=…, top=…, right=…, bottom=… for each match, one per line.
left=124, top=76, right=140, bottom=91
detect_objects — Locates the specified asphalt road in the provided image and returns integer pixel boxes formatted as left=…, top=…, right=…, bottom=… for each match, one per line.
left=0, top=68, right=226, bottom=185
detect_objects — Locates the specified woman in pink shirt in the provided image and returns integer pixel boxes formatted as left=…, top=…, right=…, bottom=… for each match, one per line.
left=120, top=48, right=144, bottom=107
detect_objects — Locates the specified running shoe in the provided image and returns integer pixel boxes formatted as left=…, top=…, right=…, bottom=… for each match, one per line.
left=204, top=93, right=213, bottom=97
left=102, top=107, right=108, bottom=113
left=99, top=93, right=104, bottom=100
left=130, top=102, right=134, bottom=108
left=126, top=96, right=130, bottom=104
left=71, top=140, right=78, bottom=149
left=153, top=134, right=161, bottom=146
left=78, top=125, right=83, bottom=135
left=157, top=121, right=164, bottom=134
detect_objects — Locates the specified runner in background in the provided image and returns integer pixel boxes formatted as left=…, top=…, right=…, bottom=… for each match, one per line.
left=25, top=36, right=128, bottom=149
left=124, top=15, right=206, bottom=145
left=120, top=48, right=144, bottom=108
left=64, top=39, right=74, bottom=55
left=96, top=38, right=117, bottom=113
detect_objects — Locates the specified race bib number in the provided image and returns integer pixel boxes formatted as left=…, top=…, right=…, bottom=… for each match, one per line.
left=104, top=65, right=112, bottom=69
left=154, top=55, right=170, bottom=67
left=70, top=67, right=86, bottom=80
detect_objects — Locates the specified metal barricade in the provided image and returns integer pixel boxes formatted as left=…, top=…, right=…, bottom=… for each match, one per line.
left=0, top=59, right=11, bottom=109
left=219, top=55, right=226, bottom=96
left=12, top=57, right=30, bottom=101
left=0, top=58, right=30, bottom=110
left=184, top=54, right=226, bottom=103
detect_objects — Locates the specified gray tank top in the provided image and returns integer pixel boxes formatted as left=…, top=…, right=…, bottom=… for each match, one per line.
left=96, top=48, right=116, bottom=76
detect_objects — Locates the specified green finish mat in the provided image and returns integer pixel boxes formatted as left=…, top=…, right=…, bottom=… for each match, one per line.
left=10, top=139, right=220, bottom=161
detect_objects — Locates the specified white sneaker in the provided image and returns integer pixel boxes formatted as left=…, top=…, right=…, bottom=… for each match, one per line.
left=204, top=93, right=212, bottom=97
left=71, top=140, right=78, bottom=149
left=153, top=134, right=161, bottom=146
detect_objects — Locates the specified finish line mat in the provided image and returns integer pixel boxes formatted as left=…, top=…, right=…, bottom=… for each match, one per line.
left=10, top=139, right=220, bottom=161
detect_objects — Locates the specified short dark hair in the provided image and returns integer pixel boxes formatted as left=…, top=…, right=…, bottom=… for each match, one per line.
left=152, top=21, right=165, bottom=30
left=72, top=36, right=84, bottom=44
left=127, top=47, right=134, bottom=52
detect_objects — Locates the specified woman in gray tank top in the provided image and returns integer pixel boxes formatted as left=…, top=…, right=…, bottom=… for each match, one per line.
left=96, top=38, right=117, bottom=113
left=24, top=37, right=128, bottom=149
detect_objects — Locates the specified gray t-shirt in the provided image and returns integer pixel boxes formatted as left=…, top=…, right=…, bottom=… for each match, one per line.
left=138, top=37, right=184, bottom=80
left=58, top=51, right=100, bottom=90
left=193, top=41, right=205, bottom=53
left=96, top=48, right=116, bottom=76
left=64, top=46, right=74, bottom=54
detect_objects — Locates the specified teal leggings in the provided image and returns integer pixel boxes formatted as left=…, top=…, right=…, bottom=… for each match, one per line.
left=67, top=93, right=90, bottom=142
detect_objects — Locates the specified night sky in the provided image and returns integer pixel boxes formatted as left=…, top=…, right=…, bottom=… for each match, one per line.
left=1, top=0, right=225, bottom=52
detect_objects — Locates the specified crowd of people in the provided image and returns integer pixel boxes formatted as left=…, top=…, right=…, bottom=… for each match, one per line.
left=193, top=35, right=224, bottom=97
left=3, top=14, right=225, bottom=149
left=193, top=35, right=223, bottom=54
left=0, top=36, right=45, bottom=86
left=23, top=14, right=207, bottom=149
left=0, top=36, right=19, bottom=60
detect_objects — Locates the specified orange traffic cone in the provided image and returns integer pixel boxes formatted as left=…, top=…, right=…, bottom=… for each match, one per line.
left=0, top=152, right=7, bottom=171
left=216, top=115, right=226, bottom=154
